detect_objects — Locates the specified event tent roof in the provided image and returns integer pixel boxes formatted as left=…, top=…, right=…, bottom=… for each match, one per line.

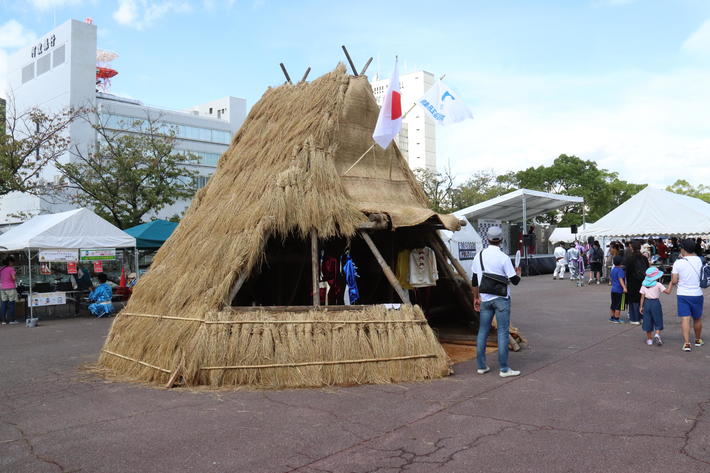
left=0, top=208, right=136, bottom=251
left=581, top=187, right=710, bottom=237
left=124, top=219, right=178, bottom=249
left=456, top=189, right=584, bottom=223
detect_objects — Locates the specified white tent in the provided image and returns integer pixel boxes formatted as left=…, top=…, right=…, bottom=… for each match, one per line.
left=549, top=224, right=591, bottom=243
left=581, top=187, right=710, bottom=238
left=0, top=208, right=136, bottom=250
left=456, top=188, right=584, bottom=222
left=438, top=210, right=484, bottom=281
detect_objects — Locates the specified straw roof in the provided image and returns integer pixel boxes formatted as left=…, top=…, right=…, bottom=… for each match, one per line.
left=121, top=64, right=460, bottom=318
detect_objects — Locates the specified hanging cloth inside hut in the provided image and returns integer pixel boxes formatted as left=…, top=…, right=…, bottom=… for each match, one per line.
left=343, top=253, right=360, bottom=304
left=320, top=256, right=345, bottom=305
left=396, top=249, right=413, bottom=290
left=409, top=247, right=438, bottom=288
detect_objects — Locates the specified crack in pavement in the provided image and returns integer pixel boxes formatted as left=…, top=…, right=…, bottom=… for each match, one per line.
left=680, top=399, right=710, bottom=466
left=283, top=324, right=686, bottom=472
left=7, top=421, right=81, bottom=473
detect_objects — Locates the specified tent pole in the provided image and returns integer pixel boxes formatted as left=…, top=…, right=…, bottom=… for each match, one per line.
left=522, top=194, right=529, bottom=276
left=134, top=246, right=139, bottom=281
left=27, top=248, right=33, bottom=321
left=310, top=229, right=320, bottom=306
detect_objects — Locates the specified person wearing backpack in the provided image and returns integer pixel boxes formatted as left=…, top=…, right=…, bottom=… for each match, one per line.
left=666, top=239, right=705, bottom=351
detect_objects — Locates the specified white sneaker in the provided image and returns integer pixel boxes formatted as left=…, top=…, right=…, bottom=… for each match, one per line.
left=646, top=339, right=653, bottom=345
left=629, top=321, right=641, bottom=325
left=499, top=369, right=521, bottom=378
left=654, top=334, right=663, bottom=346
left=476, top=366, right=490, bottom=375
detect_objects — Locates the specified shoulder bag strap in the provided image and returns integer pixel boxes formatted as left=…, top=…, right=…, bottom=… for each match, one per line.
left=479, top=250, right=485, bottom=272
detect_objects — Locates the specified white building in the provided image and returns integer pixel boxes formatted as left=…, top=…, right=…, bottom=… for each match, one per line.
left=370, top=70, right=436, bottom=171
left=1, top=19, right=246, bottom=225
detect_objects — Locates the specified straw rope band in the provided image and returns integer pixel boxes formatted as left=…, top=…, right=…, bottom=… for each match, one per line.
left=120, top=312, right=428, bottom=325
left=200, top=354, right=437, bottom=370
left=102, top=350, right=171, bottom=374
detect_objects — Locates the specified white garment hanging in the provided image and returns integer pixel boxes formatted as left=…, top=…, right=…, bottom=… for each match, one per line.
left=408, top=247, right=438, bottom=288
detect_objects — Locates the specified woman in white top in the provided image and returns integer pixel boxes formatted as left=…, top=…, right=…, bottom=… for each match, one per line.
left=666, top=239, right=704, bottom=352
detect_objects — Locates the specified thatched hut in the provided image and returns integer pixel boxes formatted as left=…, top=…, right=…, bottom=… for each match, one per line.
left=98, top=64, right=481, bottom=388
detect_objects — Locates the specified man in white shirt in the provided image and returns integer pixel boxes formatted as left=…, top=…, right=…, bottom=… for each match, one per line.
left=470, top=226, right=522, bottom=377
left=666, top=238, right=705, bottom=352
left=552, top=242, right=567, bottom=280
left=566, top=244, right=580, bottom=280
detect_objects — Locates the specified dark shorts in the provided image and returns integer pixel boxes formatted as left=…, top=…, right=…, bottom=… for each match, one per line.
left=590, top=262, right=602, bottom=272
left=642, top=298, right=663, bottom=331
left=677, top=295, right=704, bottom=319
left=610, top=292, right=624, bottom=311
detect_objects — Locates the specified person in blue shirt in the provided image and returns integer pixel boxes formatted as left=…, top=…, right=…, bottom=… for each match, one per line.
left=88, top=273, right=114, bottom=317
left=609, top=255, right=627, bottom=324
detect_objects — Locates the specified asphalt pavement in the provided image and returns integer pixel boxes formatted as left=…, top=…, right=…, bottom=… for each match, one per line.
left=1, top=275, right=709, bottom=473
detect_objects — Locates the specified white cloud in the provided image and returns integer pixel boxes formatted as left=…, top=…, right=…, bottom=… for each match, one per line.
left=682, top=19, right=710, bottom=54
left=29, top=0, right=85, bottom=11
left=113, top=0, right=192, bottom=29
left=439, top=68, right=710, bottom=189
left=0, top=20, right=37, bottom=98
left=0, top=19, right=37, bottom=49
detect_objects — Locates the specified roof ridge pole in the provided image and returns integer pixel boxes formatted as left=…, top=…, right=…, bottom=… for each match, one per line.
left=341, top=45, right=358, bottom=76
left=343, top=144, right=375, bottom=176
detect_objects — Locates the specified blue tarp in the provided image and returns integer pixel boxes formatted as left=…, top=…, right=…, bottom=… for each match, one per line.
left=123, top=220, right=178, bottom=249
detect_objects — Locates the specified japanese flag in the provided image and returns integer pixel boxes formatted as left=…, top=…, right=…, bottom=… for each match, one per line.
left=372, top=59, right=402, bottom=149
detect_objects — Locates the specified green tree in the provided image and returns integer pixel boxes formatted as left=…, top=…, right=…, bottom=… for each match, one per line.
left=450, top=170, right=515, bottom=211
left=666, top=179, right=710, bottom=203
left=0, top=97, right=80, bottom=197
left=56, top=113, right=199, bottom=228
left=504, top=154, right=644, bottom=225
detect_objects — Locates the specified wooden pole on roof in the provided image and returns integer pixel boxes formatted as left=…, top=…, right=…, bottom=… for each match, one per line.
left=360, top=57, right=373, bottom=75
left=311, top=229, right=320, bottom=306
left=359, top=230, right=410, bottom=304
left=279, top=63, right=292, bottom=84
left=341, top=45, right=358, bottom=75
left=299, top=67, right=311, bottom=83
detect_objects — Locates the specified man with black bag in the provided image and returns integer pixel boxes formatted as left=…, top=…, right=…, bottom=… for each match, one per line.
left=471, top=226, right=522, bottom=377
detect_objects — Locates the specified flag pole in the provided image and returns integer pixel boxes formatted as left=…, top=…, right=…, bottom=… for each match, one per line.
left=343, top=144, right=375, bottom=176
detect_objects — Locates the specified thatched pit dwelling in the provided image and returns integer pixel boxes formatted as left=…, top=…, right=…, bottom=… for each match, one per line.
left=98, top=64, right=482, bottom=389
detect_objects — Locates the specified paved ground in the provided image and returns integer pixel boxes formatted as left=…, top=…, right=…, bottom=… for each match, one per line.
left=1, top=275, right=709, bottom=473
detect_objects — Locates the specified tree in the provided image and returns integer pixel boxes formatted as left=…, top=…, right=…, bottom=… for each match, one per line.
left=56, top=113, right=199, bottom=228
left=666, top=179, right=710, bottom=203
left=413, top=167, right=456, bottom=213
left=0, top=96, right=80, bottom=198
left=503, top=154, right=644, bottom=225
left=451, top=170, right=515, bottom=210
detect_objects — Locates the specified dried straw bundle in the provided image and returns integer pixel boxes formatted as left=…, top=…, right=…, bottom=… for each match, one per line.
left=98, top=65, right=456, bottom=388
left=99, top=305, right=450, bottom=388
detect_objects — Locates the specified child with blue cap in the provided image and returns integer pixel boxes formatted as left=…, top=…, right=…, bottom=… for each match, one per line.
left=639, top=267, right=671, bottom=345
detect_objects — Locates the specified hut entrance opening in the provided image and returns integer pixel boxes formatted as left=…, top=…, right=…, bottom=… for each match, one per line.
left=230, top=227, right=477, bottom=335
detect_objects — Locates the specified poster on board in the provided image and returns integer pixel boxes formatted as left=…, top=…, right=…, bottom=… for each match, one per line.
left=93, top=261, right=103, bottom=273
left=80, top=248, right=116, bottom=261
left=67, top=262, right=77, bottom=274
left=38, top=249, right=78, bottom=262
left=30, top=292, right=66, bottom=307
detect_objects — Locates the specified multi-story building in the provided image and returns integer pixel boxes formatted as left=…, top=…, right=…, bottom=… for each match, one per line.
left=370, top=70, right=436, bottom=171
left=1, top=18, right=246, bottom=225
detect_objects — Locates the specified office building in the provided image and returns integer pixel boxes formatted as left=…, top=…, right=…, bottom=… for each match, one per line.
left=1, top=19, right=246, bottom=225
left=370, top=70, right=436, bottom=171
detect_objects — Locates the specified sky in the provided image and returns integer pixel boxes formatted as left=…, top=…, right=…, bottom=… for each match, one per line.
left=1, top=0, right=710, bottom=189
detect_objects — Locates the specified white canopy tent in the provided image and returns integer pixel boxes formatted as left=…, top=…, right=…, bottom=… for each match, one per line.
left=0, top=208, right=137, bottom=320
left=0, top=208, right=136, bottom=250
left=581, top=187, right=710, bottom=238
left=456, top=188, right=584, bottom=223
left=438, top=210, right=484, bottom=281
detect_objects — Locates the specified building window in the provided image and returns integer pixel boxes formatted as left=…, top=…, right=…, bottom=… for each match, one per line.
left=53, top=45, right=65, bottom=67
left=21, top=63, right=34, bottom=83
left=36, top=55, right=51, bottom=76
left=209, top=107, right=213, bottom=114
